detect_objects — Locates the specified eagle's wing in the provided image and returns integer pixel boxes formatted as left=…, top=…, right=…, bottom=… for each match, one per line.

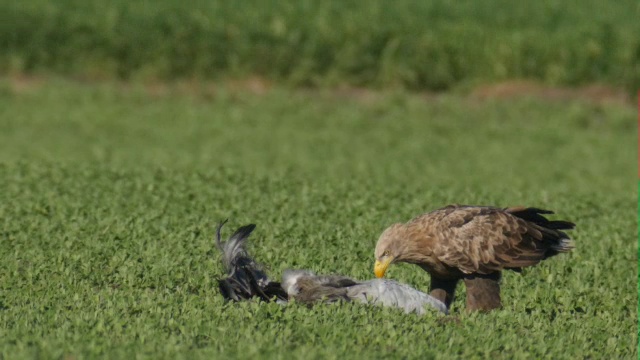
left=418, top=206, right=574, bottom=274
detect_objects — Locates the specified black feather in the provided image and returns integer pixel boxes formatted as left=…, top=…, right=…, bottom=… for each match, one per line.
left=216, top=221, right=287, bottom=302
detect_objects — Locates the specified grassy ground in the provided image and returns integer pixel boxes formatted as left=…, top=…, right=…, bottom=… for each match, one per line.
left=2, top=0, right=639, bottom=91
left=0, top=79, right=636, bottom=359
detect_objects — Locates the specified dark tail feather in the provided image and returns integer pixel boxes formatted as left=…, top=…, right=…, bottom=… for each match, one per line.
left=216, top=221, right=287, bottom=302
left=545, top=220, right=576, bottom=230
left=506, top=207, right=575, bottom=257
left=506, top=207, right=575, bottom=231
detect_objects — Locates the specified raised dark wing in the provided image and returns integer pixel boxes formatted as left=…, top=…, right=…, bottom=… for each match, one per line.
left=216, top=221, right=288, bottom=302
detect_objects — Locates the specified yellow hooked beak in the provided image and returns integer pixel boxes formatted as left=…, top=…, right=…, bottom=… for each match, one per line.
left=374, top=257, right=392, bottom=278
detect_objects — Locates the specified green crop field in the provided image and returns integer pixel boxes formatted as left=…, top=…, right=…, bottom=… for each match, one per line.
left=2, top=0, right=640, bottom=91
left=0, top=79, right=635, bottom=359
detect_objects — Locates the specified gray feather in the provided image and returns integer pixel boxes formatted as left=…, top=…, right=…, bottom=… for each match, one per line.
left=346, top=279, right=449, bottom=315
left=281, top=271, right=447, bottom=314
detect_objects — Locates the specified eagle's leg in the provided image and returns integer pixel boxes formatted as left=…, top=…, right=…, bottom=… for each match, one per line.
left=463, top=272, right=502, bottom=312
left=429, top=276, right=459, bottom=309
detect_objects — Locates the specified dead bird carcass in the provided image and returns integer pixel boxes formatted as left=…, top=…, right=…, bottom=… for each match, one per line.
left=215, top=220, right=447, bottom=315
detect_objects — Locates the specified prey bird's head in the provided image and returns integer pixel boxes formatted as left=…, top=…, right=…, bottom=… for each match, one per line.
left=374, top=223, right=405, bottom=278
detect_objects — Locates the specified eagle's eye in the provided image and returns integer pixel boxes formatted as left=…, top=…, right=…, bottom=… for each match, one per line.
left=383, top=250, right=390, bottom=257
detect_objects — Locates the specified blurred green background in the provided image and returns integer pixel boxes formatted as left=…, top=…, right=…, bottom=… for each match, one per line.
left=2, top=0, right=639, bottom=91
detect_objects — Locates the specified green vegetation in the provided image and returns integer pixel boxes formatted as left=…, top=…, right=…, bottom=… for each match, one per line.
left=0, top=79, right=636, bottom=359
left=2, top=0, right=639, bottom=91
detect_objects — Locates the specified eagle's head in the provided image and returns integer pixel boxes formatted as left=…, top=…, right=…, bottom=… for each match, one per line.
left=373, top=223, right=406, bottom=278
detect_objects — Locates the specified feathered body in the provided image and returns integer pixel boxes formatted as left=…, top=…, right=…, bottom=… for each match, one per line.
left=216, top=221, right=447, bottom=315
left=374, top=205, right=575, bottom=311
left=281, top=270, right=447, bottom=314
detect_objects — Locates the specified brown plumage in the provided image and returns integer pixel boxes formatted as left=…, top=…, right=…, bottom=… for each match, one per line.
left=374, top=205, right=575, bottom=311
